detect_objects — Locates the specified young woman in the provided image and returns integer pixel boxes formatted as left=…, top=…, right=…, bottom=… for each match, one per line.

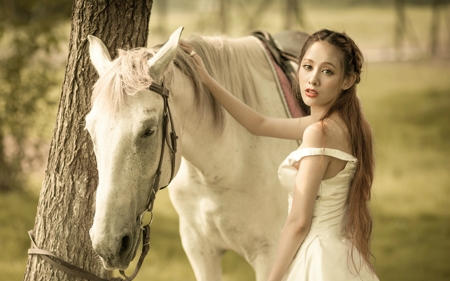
left=180, top=29, right=379, bottom=281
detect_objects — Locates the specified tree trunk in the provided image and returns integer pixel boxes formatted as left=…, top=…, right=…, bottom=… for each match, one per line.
left=219, top=0, right=228, bottom=33
left=430, top=0, right=442, bottom=57
left=394, top=0, right=405, bottom=60
left=23, top=1, right=153, bottom=280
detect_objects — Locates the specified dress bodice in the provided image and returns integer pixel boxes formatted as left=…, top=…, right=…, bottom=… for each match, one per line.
left=278, top=147, right=357, bottom=237
left=278, top=148, right=379, bottom=281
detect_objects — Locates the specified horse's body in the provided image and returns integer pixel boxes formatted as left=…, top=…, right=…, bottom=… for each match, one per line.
left=87, top=27, right=302, bottom=281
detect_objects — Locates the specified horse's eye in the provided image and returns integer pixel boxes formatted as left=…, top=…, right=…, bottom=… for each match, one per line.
left=142, top=128, right=154, bottom=138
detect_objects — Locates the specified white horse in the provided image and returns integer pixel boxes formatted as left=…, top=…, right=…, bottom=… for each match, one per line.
left=86, top=27, right=302, bottom=281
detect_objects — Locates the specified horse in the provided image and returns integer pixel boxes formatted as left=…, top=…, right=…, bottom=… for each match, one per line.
left=86, top=27, right=306, bottom=281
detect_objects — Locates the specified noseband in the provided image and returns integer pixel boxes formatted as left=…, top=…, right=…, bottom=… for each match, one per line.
left=120, top=82, right=178, bottom=280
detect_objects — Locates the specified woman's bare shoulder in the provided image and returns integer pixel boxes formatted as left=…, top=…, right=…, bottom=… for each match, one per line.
left=301, top=122, right=325, bottom=148
left=302, top=117, right=351, bottom=152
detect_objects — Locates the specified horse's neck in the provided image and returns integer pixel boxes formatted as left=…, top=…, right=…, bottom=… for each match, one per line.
left=168, top=71, right=249, bottom=180
left=169, top=37, right=295, bottom=181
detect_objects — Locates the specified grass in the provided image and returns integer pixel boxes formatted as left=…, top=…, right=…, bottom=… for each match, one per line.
left=373, top=213, right=450, bottom=280
left=362, top=60, right=450, bottom=280
left=362, top=60, right=450, bottom=218
left=0, top=190, right=38, bottom=280
left=2, top=3, right=450, bottom=281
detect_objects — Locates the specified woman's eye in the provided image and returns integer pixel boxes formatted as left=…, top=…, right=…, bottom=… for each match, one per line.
left=142, top=128, right=155, bottom=138
left=322, top=69, right=334, bottom=75
left=303, top=64, right=312, bottom=70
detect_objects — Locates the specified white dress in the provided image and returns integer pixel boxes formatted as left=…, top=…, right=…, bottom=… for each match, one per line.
left=278, top=147, right=379, bottom=281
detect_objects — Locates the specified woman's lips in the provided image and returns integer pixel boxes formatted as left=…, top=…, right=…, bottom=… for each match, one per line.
left=305, top=88, right=318, bottom=98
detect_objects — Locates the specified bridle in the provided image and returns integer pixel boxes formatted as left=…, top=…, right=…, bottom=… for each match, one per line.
left=139, top=82, right=178, bottom=221
left=27, top=82, right=178, bottom=281
left=120, top=82, right=178, bottom=280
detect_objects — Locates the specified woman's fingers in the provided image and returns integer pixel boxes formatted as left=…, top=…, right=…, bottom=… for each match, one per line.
left=179, top=41, right=193, bottom=54
left=179, top=41, right=211, bottom=83
left=179, top=42, right=200, bottom=65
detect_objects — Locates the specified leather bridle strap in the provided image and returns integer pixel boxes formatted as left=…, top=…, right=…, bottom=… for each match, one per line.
left=28, top=230, right=123, bottom=281
left=28, top=228, right=147, bottom=281
left=117, top=225, right=150, bottom=281
left=119, top=82, right=178, bottom=280
left=149, top=82, right=178, bottom=188
left=141, top=82, right=178, bottom=209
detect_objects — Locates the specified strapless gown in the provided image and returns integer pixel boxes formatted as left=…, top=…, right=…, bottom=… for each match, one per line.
left=278, top=147, right=379, bottom=281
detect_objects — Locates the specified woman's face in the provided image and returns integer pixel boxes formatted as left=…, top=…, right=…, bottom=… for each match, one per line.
left=298, top=41, right=351, bottom=112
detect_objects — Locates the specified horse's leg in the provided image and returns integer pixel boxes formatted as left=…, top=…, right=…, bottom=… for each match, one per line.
left=242, top=236, right=279, bottom=281
left=250, top=254, right=275, bottom=281
left=179, top=219, right=223, bottom=281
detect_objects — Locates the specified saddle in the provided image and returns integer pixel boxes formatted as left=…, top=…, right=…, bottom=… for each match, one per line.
left=251, top=30, right=310, bottom=117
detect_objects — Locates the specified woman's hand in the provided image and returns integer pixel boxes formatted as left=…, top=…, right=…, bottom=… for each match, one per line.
left=179, top=41, right=212, bottom=85
left=179, top=40, right=311, bottom=141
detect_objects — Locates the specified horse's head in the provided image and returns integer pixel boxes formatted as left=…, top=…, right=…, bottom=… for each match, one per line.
left=86, top=27, right=183, bottom=270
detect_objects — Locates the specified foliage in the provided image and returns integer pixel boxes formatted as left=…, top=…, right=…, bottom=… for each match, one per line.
left=0, top=0, right=71, bottom=191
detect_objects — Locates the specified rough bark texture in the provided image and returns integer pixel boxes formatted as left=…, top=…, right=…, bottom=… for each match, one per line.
left=23, top=1, right=153, bottom=280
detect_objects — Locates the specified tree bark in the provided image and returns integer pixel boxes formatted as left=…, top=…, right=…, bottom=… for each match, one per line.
left=23, top=1, right=153, bottom=280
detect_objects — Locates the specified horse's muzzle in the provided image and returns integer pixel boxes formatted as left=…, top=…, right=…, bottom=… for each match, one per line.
left=90, top=227, right=139, bottom=270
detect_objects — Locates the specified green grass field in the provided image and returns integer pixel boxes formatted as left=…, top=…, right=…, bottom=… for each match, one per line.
left=363, top=60, right=450, bottom=281
left=2, top=4, right=449, bottom=281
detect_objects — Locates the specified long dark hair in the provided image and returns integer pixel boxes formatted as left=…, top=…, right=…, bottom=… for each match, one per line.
left=295, top=29, right=375, bottom=273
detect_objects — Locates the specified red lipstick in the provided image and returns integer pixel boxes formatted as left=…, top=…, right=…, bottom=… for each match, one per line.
left=305, top=88, right=318, bottom=98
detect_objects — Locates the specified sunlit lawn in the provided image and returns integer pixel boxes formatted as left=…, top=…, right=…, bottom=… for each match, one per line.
left=1, top=3, right=449, bottom=281
left=362, top=60, right=450, bottom=281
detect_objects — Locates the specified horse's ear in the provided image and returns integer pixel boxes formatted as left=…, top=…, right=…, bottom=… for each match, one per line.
left=88, top=35, right=112, bottom=76
left=147, top=26, right=184, bottom=82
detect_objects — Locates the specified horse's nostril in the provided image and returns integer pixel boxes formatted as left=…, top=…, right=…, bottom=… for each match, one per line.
left=120, top=235, right=131, bottom=256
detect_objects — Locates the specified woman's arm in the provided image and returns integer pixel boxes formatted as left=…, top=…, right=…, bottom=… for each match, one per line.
left=267, top=124, right=331, bottom=280
left=180, top=42, right=311, bottom=140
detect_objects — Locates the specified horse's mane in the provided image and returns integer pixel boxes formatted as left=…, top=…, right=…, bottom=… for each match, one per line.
left=91, top=34, right=267, bottom=132
left=91, top=48, right=155, bottom=112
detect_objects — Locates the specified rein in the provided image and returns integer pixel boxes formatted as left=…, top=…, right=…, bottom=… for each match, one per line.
left=28, top=82, right=178, bottom=281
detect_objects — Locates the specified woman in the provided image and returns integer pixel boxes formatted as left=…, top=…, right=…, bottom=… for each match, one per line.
left=180, top=29, right=379, bottom=281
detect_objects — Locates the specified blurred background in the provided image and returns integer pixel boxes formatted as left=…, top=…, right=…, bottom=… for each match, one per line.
left=1, top=0, right=449, bottom=280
